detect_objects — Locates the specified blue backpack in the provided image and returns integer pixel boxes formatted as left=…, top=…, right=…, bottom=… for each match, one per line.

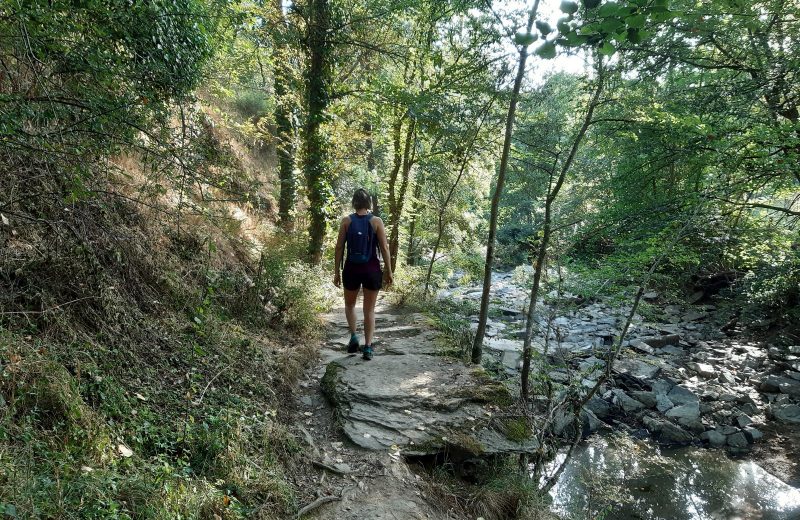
left=346, top=213, right=374, bottom=264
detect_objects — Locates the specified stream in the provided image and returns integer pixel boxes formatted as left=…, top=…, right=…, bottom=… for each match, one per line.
left=438, top=269, right=800, bottom=519
left=548, top=434, right=800, bottom=519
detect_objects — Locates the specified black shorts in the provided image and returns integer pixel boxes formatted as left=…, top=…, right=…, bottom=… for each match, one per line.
left=342, top=269, right=383, bottom=291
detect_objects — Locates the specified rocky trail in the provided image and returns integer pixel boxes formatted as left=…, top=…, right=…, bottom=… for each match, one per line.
left=290, top=299, right=446, bottom=519
left=289, top=271, right=800, bottom=519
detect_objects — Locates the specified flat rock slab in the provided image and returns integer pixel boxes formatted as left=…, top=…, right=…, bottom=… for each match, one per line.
left=613, top=356, right=662, bottom=383
left=322, top=352, right=537, bottom=456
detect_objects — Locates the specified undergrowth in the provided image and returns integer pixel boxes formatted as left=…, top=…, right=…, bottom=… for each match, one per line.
left=421, top=457, right=555, bottom=520
left=0, top=152, right=330, bottom=518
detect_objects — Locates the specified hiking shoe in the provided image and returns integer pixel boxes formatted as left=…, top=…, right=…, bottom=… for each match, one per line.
left=347, top=336, right=360, bottom=354
left=362, top=345, right=373, bottom=361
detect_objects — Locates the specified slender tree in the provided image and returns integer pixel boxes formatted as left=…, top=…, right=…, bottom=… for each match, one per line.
left=519, top=59, right=605, bottom=401
left=471, top=0, right=540, bottom=364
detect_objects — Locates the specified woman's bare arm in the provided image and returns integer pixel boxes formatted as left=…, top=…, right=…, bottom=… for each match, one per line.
left=373, top=217, right=393, bottom=285
left=333, top=217, right=349, bottom=287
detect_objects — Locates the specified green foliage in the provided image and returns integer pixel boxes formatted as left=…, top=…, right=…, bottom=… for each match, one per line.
left=1, top=0, right=217, bottom=170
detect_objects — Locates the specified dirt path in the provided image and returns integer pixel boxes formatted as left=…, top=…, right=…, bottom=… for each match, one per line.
left=291, top=297, right=456, bottom=520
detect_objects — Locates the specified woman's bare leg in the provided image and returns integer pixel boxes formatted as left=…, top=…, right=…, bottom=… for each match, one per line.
left=344, top=289, right=359, bottom=335
left=362, top=288, right=379, bottom=345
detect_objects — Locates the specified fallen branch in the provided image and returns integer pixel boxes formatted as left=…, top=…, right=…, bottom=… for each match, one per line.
left=312, top=460, right=350, bottom=475
left=296, top=495, right=341, bottom=519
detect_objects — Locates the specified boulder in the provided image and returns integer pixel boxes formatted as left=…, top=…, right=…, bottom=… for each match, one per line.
left=630, top=390, right=657, bottom=408
left=643, top=415, right=693, bottom=445
left=639, top=334, right=681, bottom=349
left=612, top=389, right=647, bottom=413
left=700, top=429, right=727, bottom=448
left=773, top=403, right=800, bottom=424
left=735, top=414, right=754, bottom=428
left=667, top=385, right=700, bottom=406
left=585, top=396, right=614, bottom=419
left=744, top=427, right=764, bottom=443
left=759, top=375, right=800, bottom=396
left=727, top=431, right=749, bottom=448
left=656, top=394, right=675, bottom=413
left=613, top=357, right=661, bottom=384
left=665, top=402, right=701, bottom=422
left=651, top=378, right=675, bottom=396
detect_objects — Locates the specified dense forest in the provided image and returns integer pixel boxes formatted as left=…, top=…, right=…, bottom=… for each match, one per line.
left=1, top=0, right=798, bottom=518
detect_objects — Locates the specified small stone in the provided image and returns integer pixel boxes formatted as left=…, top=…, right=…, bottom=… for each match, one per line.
left=744, top=427, right=764, bottom=442
left=643, top=291, right=659, bottom=300
left=687, top=362, right=716, bottom=378
left=736, top=414, right=754, bottom=428
left=727, top=431, right=749, bottom=448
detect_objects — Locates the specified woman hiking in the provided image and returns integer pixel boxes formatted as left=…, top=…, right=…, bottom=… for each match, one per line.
left=333, top=188, right=393, bottom=360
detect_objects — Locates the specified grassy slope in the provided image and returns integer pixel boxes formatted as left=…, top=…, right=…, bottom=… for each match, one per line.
left=0, top=100, right=329, bottom=519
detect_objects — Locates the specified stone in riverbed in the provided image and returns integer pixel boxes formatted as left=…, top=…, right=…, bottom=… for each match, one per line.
left=613, top=357, right=661, bottom=383
left=643, top=415, right=693, bottom=445
left=700, top=429, right=727, bottom=448
left=630, top=390, right=657, bottom=408
left=727, top=431, right=749, bottom=448
left=612, top=389, right=647, bottom=413
left=585, top=396, right=613, bottom=419
left=687, top=362, right=716, bottom=378
left=666, top=385, right=699, bottom=407
left=665, top=402, right=701, bottom=421
left=639, top=334, right=681, bottom=349
left=760, top=376, right=800, bottom=396
left=656, top=394, right=675, bottom=413
left=736, top=414, right=754, bottom=428
left=744, top=427, right=764, bottom=442
left=773, top=403, right=800, bottom=424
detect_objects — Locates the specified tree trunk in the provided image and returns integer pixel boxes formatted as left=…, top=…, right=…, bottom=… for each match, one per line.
left=274, top=0, right=296, bottom=229
left=303, top=0, right=332, bottom=264
left=471, top=2, right=540, bottom=364
left=364, top=120, right=375, bottom=173
left=275, top=77, right=296, bottom=229
left=519, top=60, right=605, bottom=400
left=405, top=180, right=422, bottom=266
left=387, top=117, right=416, bottom=272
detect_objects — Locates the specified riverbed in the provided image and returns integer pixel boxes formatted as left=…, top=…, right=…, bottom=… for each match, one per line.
left=548, top=433, right=800, bottom=519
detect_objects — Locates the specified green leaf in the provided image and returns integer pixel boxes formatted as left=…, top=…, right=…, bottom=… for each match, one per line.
left=583, top=0, right=602, bottom=7
left=560, top=1, right=579, bottom=14
left=557, top=18, right=572, bottom=34
left=514, top=31, right=538, bottom=46
left=599, top=41, right=616, bottom=55
left=598, top=2, right=623, bottom=17
left=536, top=20, right=553, bottom=35
left=535, top=41, right=558, bottom=59
left=601, top=17, right=625, bottom=33
left=626, top=14, right=646, bottom=28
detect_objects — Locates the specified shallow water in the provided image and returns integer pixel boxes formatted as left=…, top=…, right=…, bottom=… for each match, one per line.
left=548, top=434, right=800, bottom=520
